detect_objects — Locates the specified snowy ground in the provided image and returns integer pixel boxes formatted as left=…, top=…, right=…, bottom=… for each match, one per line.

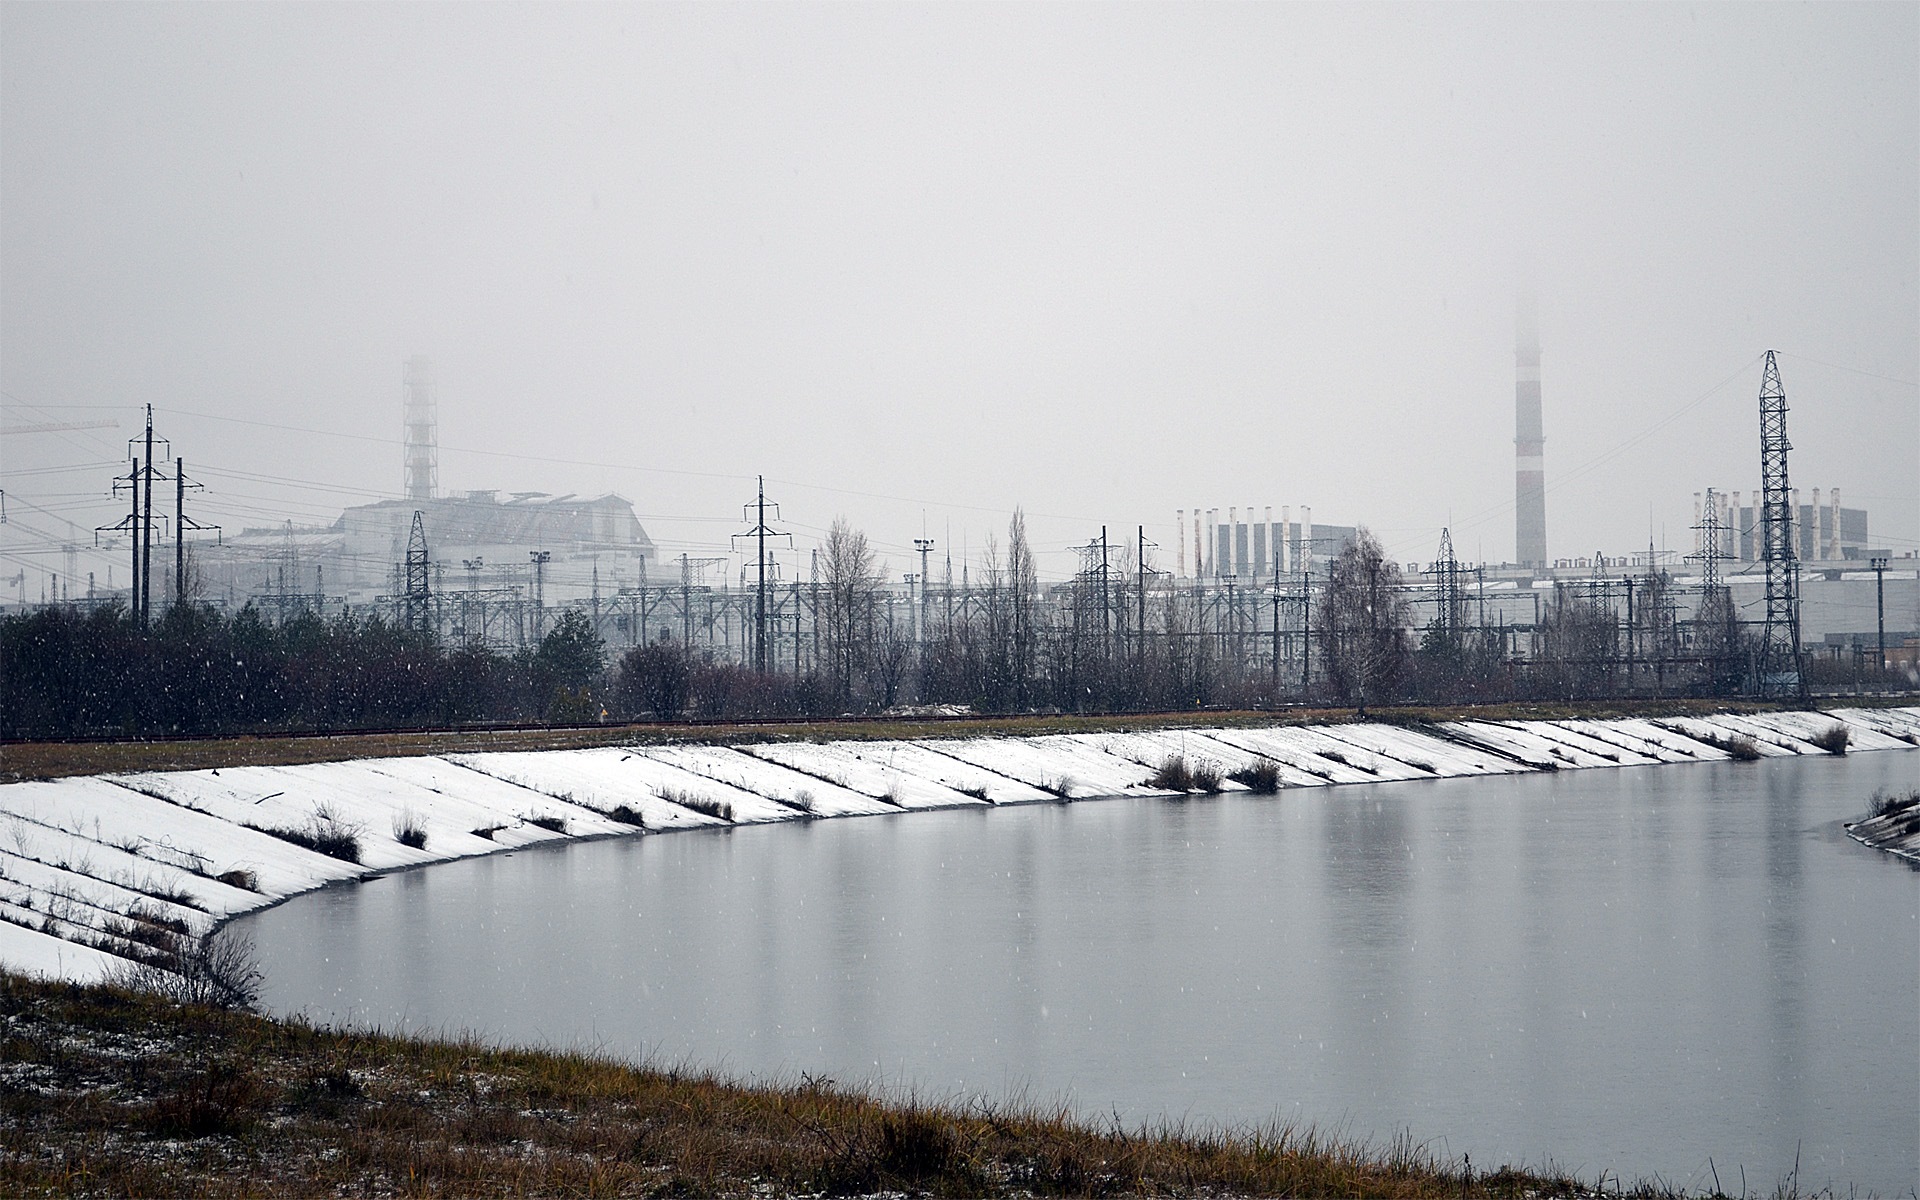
left=3, top=708, right=1915, bottom=984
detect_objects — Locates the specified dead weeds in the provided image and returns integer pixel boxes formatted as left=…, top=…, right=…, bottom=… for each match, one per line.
left=0, top=972, right=1687, bottom=1198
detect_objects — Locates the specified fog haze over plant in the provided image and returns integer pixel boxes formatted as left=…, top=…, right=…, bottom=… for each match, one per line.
left=3, top=3, right=1914, bottom=582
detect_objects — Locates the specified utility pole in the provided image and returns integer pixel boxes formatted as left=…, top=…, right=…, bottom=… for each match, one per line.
left=1870, top=553, right=1889, bottom=678
left=530, top=550, right=551, bottom=640
left=914, top=537, right=934, bottom=646
left=1300, top=569, right=1313, bottom=696
left=1137, top=526, right=1150, bottom=665
left=1475, top=565, right=1487, bottom=640
left=1270, top=551, right=1281, bottom=695
left=755, top=476, right=768, bottom=669
left=176, top=462, right=186, bottom=607
left=100, top=460, right=141, bottom=613
left=173, top=458, right=215, bottom=608
left=1622, top=573, right=1636, bottom=695
left=1645, top=538, right=1670, bottom=698
left=110, top=407, right=168, bottom=626
left=732, top=477, right=790, bottom=672
left=1099, top=526, right=1112, bottom=662
left=141, top=407, right=153, bottom=625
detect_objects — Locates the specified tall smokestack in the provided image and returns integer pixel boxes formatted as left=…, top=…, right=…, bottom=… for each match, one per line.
left=1515, top=296, right=1546, bottom=567
left=404, top=355, right=438, bottom=502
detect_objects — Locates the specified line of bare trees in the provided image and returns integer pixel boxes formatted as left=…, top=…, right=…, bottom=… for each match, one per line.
left=12, top=511, right=1886, bottom=739
left=612, top=517, right=1787, bottom=720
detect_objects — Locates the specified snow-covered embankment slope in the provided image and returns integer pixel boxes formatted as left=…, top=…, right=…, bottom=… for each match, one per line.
left=4, top=707, right=1915, bottom=983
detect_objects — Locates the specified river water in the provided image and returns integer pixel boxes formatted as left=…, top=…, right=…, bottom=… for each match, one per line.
left=243, top=751, right=1919, bottom=1194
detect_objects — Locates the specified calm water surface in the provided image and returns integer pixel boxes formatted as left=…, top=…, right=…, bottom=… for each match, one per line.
left=243, top=753, right=1920, bottom=1194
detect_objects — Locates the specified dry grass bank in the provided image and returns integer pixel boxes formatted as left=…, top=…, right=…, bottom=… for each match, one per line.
left=0, top=973, right=1673, bottom=1198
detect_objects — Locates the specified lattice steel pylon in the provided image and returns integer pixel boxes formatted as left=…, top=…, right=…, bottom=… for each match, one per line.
left=1687, top=489, right=1729, bottom=594
left=1755, top=351, right=1804, bottom=696
left=1424, top=528, right=1466, bottom=651
left=405, top=510, right=432, bottom=634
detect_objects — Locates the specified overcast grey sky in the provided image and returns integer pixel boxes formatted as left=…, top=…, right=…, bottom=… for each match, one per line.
left=3, top=2, right=1914, bottom=586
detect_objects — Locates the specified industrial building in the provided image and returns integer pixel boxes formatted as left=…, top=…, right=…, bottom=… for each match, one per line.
left=1693, top=487, right=1873, bottom=563
left=1174, top=506, right=1358, bottom=581
left=191, top=357, right=657, bottom=621
left=197, top=492, right=656, bottom=612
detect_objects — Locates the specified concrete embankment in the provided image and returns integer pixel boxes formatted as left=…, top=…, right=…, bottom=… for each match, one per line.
left=1844, top=788, right=1920, bottom=864
left=3, top=707, right=1916, bottom=983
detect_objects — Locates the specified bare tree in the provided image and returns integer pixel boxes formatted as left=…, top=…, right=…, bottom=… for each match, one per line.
left=615, top=635, right=691, bottom=719
left=1006, top=509, right=1039, bottom=708
left=867, top=593, right=913, bottom=707
left=1534, top=582, right=1617, bottom=699
left=1315, top=528, right=1410, bottom=710
left=1690, top=582, right=1746, bottom=696
left=819, top=517, right=882, bottom=706
left=1635, top=568, right=1682, bottom=697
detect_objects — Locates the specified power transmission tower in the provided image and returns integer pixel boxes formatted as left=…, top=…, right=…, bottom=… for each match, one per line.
left=95, top=408, right=172, bottom=626
left=1688, top=488, right=1736, bottom=690
left=1755, top=351, right=1804, bottom=696
left=462, top=557, right=485, bottom=646
left=1589, top=551, right=1615, bottom=692
left=1136, top=525, right=1165, bottom=667
left=678, top=553, right=728, bottom=650
left=1099, top=526, right=1112, bottom=660
left=1424, top=528, right=1465, bottom=651
left=107, top=408, right=171, bottom=626
left=732, top=476, right=791, bottom=672
left=406, top=511, right=432, bottom=634
left=139, top=408, right=157, bottom=626
left=173, top=459, right=218, bottom=607
left=1688, top=491, right=1730, bottom=594
left=99, top=459, right=143, bottom=612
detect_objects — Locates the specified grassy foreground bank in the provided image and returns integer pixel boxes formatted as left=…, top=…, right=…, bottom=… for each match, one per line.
left=0, top=696, right=1845, bottom=784
left=0, top=974, right=1660, bottom=1200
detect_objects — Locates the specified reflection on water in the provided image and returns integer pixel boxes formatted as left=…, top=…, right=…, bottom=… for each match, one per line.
left=244, top=753, right=1919, bottom=1194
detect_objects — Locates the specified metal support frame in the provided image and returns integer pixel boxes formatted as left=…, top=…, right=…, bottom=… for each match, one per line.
left=1755, top=351, right=1804, bottom=696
